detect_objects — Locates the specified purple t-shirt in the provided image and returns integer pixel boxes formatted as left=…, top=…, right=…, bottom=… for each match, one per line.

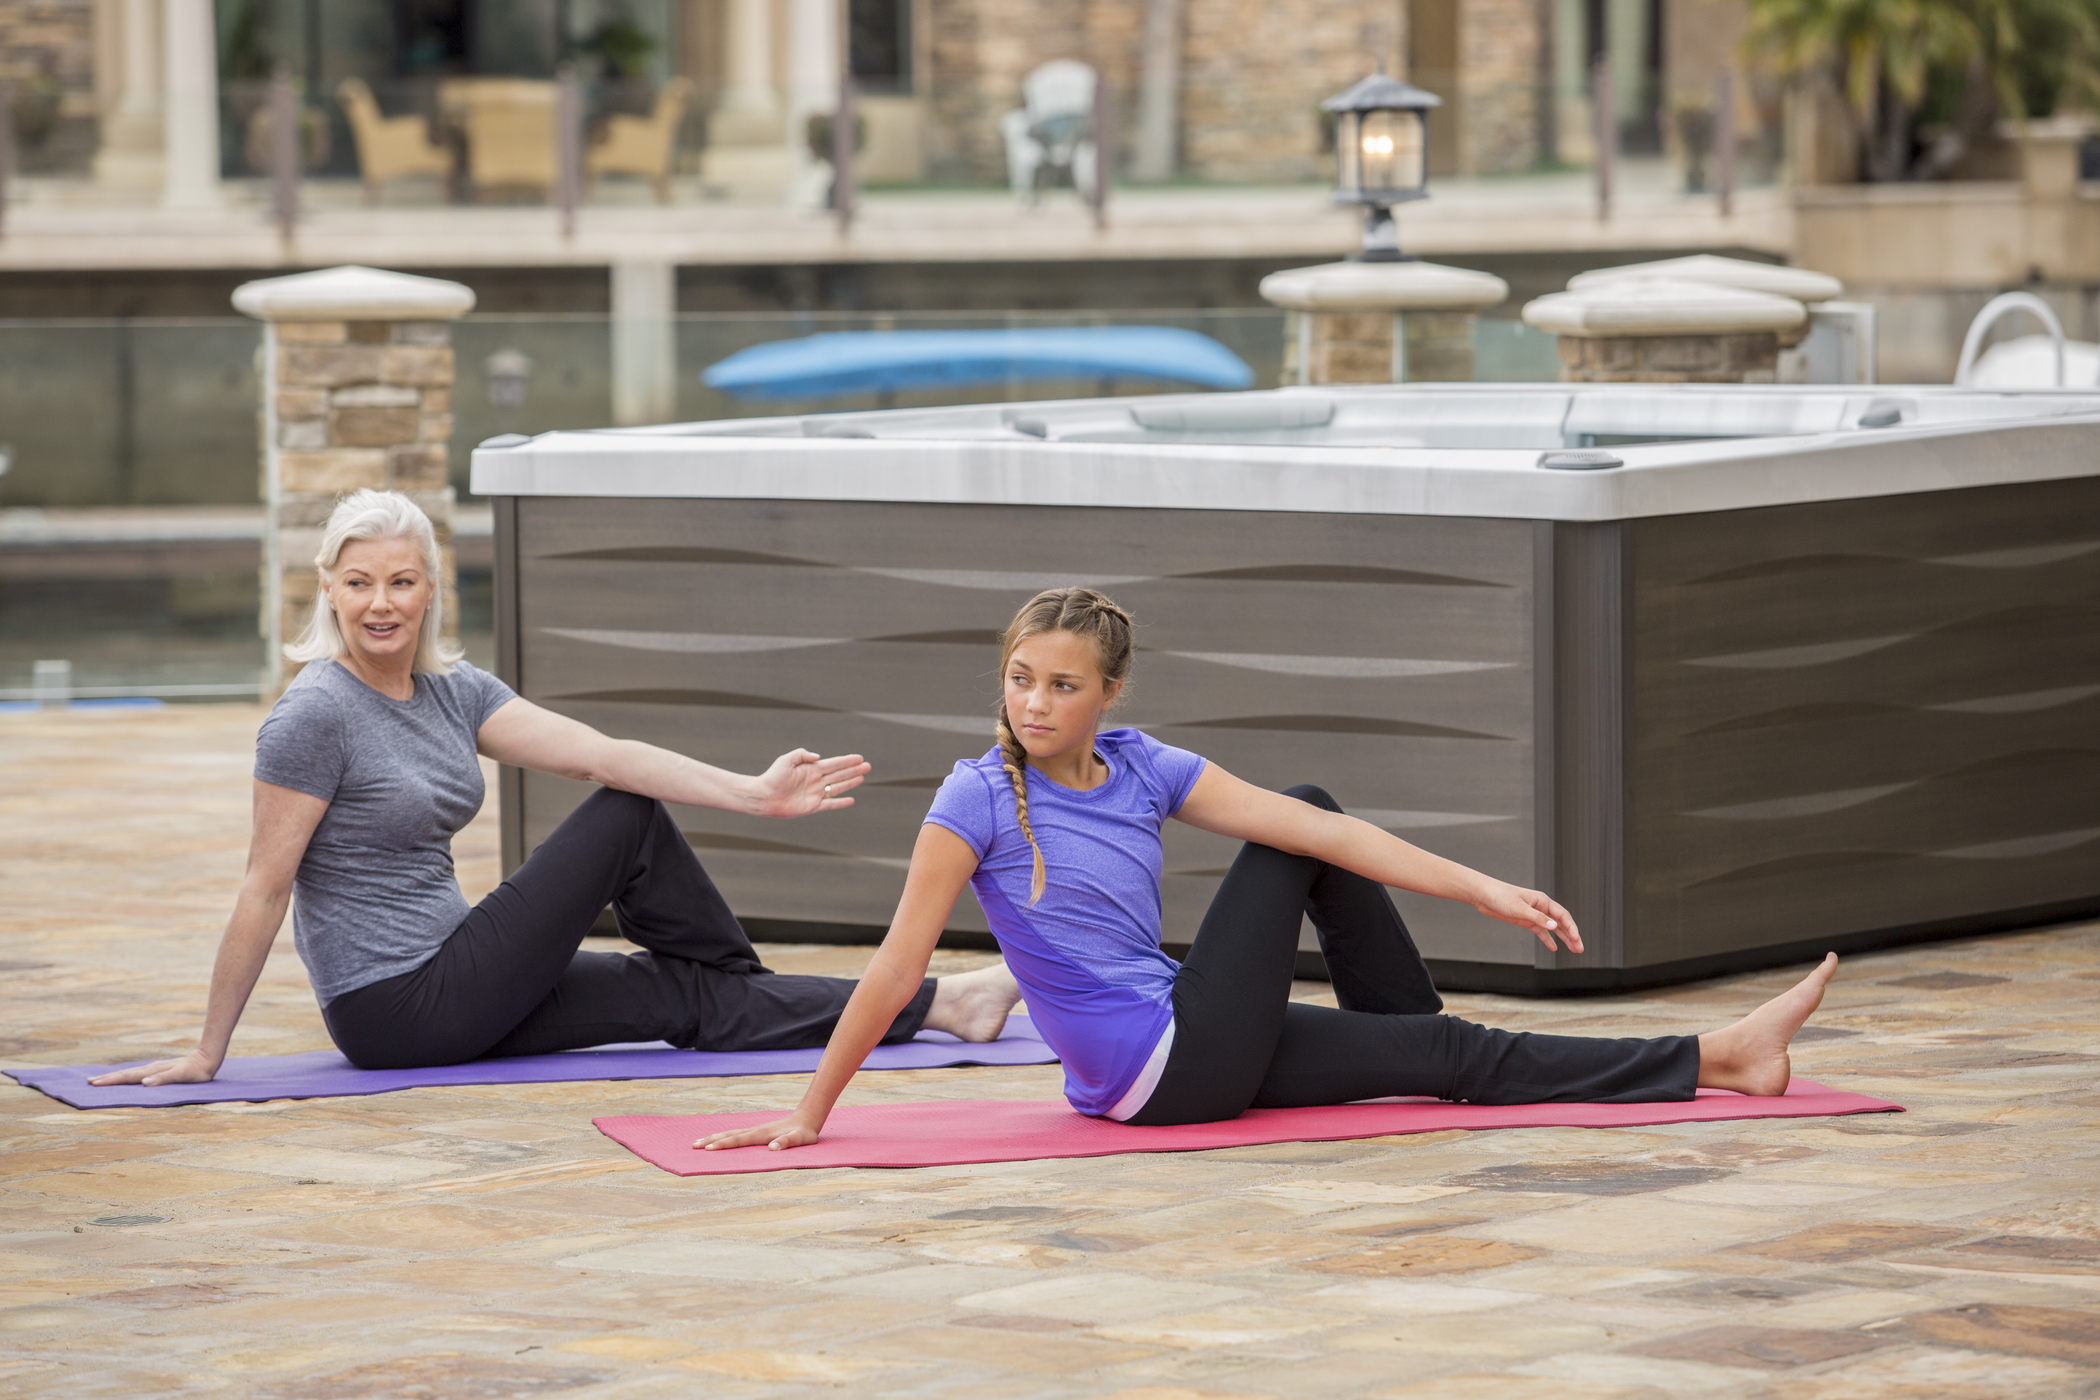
left=924, top=727, right=1207, bottom=1115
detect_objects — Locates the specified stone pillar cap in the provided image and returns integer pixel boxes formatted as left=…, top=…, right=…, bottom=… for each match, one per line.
left=234, top=265, right=476, bottom=322
left=1523, top=278, right=1808, bottom=338
left=1259, top=260, right=1509, bottom=312
left=1567, top=254, right=1842, bottom=304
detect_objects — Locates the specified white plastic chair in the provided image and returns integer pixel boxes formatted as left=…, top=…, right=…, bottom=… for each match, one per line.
left=999, top=60, right=1099, bottom=203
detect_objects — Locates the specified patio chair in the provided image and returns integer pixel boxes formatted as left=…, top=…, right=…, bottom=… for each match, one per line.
left=999, top=60, right=1099, bottom=203
left=336, top=77, right=453, bottom=203
left=588, top=77, right=693, bottom=203
left=457, top=78, right=559, bottom=198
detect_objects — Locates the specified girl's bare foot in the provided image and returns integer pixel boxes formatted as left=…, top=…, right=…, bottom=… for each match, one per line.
left=1696, top=953, right=1839, bottom=1096
left=924, top=962, right=1023, bottom=1042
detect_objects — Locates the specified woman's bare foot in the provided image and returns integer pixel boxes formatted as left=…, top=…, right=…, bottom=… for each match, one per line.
left=1696, top=953, right=1839, bottom=1096
left=924, top=962, right=1023, bottom=1042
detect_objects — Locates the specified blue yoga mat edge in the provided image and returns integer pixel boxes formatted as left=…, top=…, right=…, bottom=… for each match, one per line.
left=5, top=1015, right=1055, bottom=1110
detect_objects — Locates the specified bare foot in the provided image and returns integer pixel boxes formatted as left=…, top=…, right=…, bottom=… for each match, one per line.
left=924, top=962, right=1023, bottom=1043
left=1696, top=953, right=1839, bottom=1096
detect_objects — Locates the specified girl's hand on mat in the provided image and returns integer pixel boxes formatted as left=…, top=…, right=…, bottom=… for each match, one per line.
left=754, top=749, right=872, bottom=818
left=697, top=1114, right=822, bottom=1152
left=88, top=1051, right=219, bottom=1088
left=1469, top=880, right=1582, bottom=954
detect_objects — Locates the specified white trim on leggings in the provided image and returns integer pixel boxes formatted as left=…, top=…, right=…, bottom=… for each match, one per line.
left=1103, top=1017, right=1175, bottom=1122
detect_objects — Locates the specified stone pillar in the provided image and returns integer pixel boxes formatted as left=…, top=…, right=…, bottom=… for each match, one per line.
left=1259, top=261, right=1510, bottom=385
left=720, top=0, right=780, bottom=127
left=1131, top=0, right=1186, bottom=181
left=784, top=0, right=840, bottom=207
left=702, top=0, right=795, bottom=200
left=1565, top=254, right=1843, bottom=305
left=611, top=259, right=678, bottom=426
left=159, top=0, right=221, bottom=210
left=233, top=266, right=477, bottom=692
left=92, top=0, right=163, bottom=190
left=1521, top=278, right=1806, bottom=382
left=1564, top=254, right=1846, bottom=382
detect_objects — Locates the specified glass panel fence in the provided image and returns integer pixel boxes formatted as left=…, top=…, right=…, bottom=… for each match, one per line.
left=0, top=306, right=1575, bottom=699
left=0, top=308, right=1298, bottom=699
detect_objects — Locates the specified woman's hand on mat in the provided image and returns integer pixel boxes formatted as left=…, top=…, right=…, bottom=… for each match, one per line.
left=697, top=1113, right=822, bottom=1152
left=1469, top=880, right=1582, bottom=954
left=753, top=749, right=872, bottom=818
left=87, top=1050, right=219, bottom=1088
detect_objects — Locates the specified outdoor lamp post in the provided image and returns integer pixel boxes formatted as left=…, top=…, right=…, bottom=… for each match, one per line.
left=1323, top=69, right=1439, bottom=261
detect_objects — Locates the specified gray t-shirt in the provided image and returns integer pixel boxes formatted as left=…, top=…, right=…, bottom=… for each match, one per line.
left=254, top=658, right=517, bottom=1000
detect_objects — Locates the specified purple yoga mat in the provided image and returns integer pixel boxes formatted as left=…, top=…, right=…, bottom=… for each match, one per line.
left=4, top=1016, right=1055, bottom=1110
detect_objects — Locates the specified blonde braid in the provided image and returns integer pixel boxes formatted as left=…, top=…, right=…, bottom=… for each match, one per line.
left=996, top=703, right=1048, bottom=904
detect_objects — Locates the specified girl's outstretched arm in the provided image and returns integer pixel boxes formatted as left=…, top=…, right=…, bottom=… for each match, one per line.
left=1174, top=763, right=1582, bottom=955
left=696, top=823, right=982, bottom=1151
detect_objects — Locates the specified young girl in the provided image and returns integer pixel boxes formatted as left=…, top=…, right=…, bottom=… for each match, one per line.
left=701, top=587, right=1838, bottom=1151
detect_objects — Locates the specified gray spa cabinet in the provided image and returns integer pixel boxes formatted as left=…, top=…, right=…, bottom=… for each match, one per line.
left=472, top=384, right=2100, bottom=994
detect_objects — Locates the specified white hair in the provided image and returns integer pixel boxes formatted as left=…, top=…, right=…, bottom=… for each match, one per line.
left=284, top=489, right=460, bottom=675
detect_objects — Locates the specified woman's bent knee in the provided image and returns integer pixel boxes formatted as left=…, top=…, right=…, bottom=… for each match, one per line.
left=1283, top=783, right=1340, bottom=812
left=577, top=786, right=660, bottom=821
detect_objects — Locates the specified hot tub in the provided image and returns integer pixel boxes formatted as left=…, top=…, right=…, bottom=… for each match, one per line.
left=472, top=384, right=2100, bottom=992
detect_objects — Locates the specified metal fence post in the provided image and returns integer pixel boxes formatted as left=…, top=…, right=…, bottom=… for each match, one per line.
left=1090, top=77, right=1112, bottom=231
left=556, top=64, right=581, bottom=240
left=270, top=64, right=299, bottom=251
left=1591, top=56, right=1614, bottom=222
left=1715, top=67, right=1737, bottom=219
left=834, top=69, right=857, bottom=236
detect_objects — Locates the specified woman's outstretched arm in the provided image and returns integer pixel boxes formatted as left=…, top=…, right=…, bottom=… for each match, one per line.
left=1174, top=763, right=1582, bottom=954
left=696, top=824, right=980, bottom=1151
left=87, top=781, right=328, bottom=1087
left=476, top=697, right=870, bottom=818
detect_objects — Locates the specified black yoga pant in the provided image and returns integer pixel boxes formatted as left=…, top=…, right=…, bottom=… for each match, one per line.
left=1125, top=785, right=1698, bottom=1126
left=323, top=787, right=936, bottom=1070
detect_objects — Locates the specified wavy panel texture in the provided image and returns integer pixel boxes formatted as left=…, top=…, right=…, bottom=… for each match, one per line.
left=1623, top=476, right=2100, bottom=964
left=513, top=498, right=1543, bottom=966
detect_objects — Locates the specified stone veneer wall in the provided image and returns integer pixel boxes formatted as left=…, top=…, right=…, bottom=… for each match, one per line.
left=1281, top=309, right=1477, bottom=384
left=1557, top=331, right=1780, bottom=383
left=1179, top=0, right=1403, bottom=182
left=923, top=0, right=1406, bottom=184
left=267, top=320, right=458, bottom=685
left=1455, top=0, right=1542, bottom=174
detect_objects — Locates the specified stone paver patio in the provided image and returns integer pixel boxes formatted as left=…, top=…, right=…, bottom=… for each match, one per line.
left=3, top=704, right=2096, bottom=1398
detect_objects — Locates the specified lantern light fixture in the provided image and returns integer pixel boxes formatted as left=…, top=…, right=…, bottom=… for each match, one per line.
left=1322, top=67, right=1441, bottom=262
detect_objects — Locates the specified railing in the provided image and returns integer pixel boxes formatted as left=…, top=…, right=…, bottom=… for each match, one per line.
left=0, top=67, right=1785, bottom=229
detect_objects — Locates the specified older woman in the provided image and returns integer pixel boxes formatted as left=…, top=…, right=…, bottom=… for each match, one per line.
left=93, top=489, right=1017, bottom=1088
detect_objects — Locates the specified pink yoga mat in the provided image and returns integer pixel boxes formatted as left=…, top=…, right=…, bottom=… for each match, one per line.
left=595, top=1079, right=1901, bottom=1176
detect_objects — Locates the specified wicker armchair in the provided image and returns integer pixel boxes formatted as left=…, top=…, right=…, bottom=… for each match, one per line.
left=456, top=79, right=560, bottom=197
left=587, top=78, right=693, bottom=203
left=336, top=78, right=452, bottom=202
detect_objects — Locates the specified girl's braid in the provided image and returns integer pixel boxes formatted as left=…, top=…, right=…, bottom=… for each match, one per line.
left=995, top=702, right=1047, bottom=904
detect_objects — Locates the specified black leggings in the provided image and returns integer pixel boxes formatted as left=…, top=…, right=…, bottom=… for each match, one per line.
left=1126, top=786, right=1698, bottom=1126
left=323, top=787, right=936, bottom=1070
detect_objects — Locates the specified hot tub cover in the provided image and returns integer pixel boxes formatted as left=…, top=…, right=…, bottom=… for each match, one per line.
left=701, top=326, right=1256, bottom=400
